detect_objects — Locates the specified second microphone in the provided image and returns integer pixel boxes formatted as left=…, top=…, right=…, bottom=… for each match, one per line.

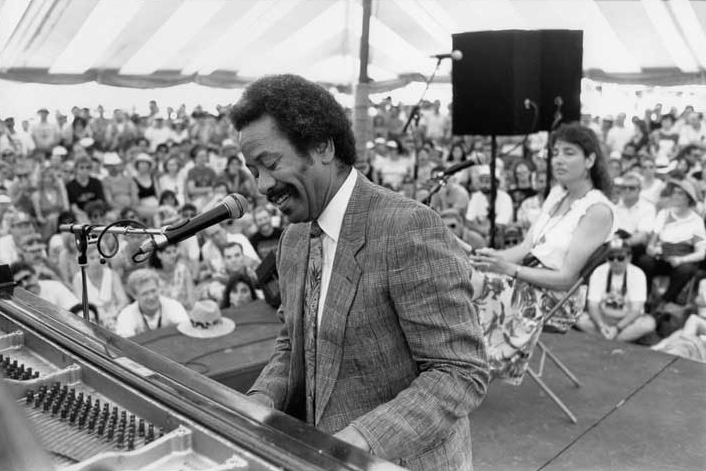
left=137, top=193, right=249, bottom=255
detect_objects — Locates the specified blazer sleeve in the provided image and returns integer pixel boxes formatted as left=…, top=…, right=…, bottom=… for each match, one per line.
left=351, top=205, right=489, bottom=461
left=246, top=229, right=291, bottom=410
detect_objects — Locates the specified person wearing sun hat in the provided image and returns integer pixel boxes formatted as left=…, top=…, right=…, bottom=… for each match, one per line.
left=635, top=177, right=706, bottom=309
left=577, top=237, right=655, bottom=342
left=133, top=152, right=160, bottom=218
left=176, top=299, right=235, bottom=339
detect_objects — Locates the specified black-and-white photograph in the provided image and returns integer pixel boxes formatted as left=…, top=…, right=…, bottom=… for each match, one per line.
left=0, top=1, right=704, bottom=470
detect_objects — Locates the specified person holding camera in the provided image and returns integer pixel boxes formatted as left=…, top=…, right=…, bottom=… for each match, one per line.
left=577, top=238, right=655, bottom=341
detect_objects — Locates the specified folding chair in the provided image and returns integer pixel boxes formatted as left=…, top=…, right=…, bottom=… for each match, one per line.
left=526, top=242, right=612, bottom=423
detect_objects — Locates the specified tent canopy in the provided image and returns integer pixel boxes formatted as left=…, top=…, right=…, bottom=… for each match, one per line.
left=1, top=0, right=705, bottom=91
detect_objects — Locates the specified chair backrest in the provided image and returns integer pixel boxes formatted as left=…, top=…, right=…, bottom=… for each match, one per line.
left=578, top=242, right=612, bottom=284
left=542, top=241, right=612, bottom=329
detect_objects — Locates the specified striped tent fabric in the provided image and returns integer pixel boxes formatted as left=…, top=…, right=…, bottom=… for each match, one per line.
left=0, top=0, right=705, bottom=90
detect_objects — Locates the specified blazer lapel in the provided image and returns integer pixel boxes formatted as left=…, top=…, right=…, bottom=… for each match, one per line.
left=280, top=225, right=309, bottom=418
left=315, top=173, right=371, bottom=423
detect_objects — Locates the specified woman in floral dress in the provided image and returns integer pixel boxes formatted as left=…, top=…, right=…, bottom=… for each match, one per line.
left=470, top=124, right=617, bottom=384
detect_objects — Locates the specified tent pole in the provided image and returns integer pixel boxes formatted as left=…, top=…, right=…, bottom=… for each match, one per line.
left=352, top=0, right=372, bottom=171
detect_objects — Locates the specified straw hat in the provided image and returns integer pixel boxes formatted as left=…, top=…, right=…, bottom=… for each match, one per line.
left=667, top=178, right=698, bottom=205
left=177, top=299, right=235, bottom=339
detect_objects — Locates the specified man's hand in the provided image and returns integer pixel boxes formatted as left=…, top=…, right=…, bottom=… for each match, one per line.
left=247, top=393, right=274, bottom=409
left=334, top=425, right=371, bottom=453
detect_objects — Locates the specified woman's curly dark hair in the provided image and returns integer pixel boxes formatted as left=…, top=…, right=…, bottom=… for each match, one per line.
left=230, top=74, right=356, bottom=166
left=551, top=123, right=612, bottom=197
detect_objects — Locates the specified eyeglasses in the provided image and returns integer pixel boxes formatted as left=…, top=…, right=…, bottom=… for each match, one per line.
left=77, top=166, right=92, bottom=170
left=16, top=174, right=30, bottom=179
left=619, top=185, right=639, bottom=191
left=608, top=255, right=626, bottom=262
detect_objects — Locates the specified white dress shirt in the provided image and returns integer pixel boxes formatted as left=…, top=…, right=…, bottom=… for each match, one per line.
left=315, top=169, right=357, bottom=328
left=615, top=198, right=656, bottom=235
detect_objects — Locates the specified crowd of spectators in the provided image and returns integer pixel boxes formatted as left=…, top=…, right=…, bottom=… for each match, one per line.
left=1, top=96, right=705, bottom=359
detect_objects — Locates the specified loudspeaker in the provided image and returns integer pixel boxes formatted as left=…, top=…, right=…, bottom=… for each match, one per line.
left=452, top=30, right=582, bottom=136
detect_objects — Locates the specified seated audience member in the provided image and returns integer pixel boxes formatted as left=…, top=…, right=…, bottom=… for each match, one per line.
left=372, top=139, right=413, bottom=191
left=8, top=162, right=35, bottom=217
left=18, top=233, right=64, bottom=283
left=133, top=153, right=161, bottom=220
left=0, top=211, right=35, bottom=265
left=439, top=208, right=483, bottom=252
left=221, top=272, right=258, bottom=310
left=185, top=144, right=217, bottom=210
left=101, top=152, right=138, bottom=213
left=115, top=268, right=189, bottom=337
left=201, top=180, right=230, bottom=212
left=147, top=243, right=195, bottom=310
left=66, top=155, right=106, bottom=220
left=652, top=314, right=706, bottom=362
left=158, top=154, right=186, bottom=205
left=71, top=245, right=128, bottom=330
left=249, top=206, right=283, bottom=259
left=465, top=164, right=513, bottom=241
left=31, top=166, right=69, bottom=240
left=220, top=155, right=257, bottom=202
left=10, top=261, right=79, bottom=310
left=639, top=155, right=665, bottom=206
left=614, top=172, right=656, bottom=259
left=576, top=238, right=655, bottom=342
left=469, top=123, right=615, bottom=383
left=516, top=170, right=548, bottom=229
left=425, top=164, right=471, bottom=215
left=508, top=160, right=537, bottom=211
left=635, top=178, right=706, bottom=307
left=222, top=241, right=259, bottom=283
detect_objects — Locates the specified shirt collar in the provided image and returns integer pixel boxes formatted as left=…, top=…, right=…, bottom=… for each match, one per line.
left=317, top=169, right=357, bottom=243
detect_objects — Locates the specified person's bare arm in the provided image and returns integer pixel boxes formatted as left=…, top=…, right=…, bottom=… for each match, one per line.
left=471, top=203, right=613, bottom=291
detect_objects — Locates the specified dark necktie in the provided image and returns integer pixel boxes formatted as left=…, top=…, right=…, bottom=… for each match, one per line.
left=303, top=220, right=323, bottom=425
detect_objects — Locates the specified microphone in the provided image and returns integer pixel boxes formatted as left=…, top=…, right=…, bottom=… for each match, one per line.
left=429, top=50, right=463, bottom=61
left=137, top=193, right=249, bottom=255
left=442, top=159, right=475, bottom=177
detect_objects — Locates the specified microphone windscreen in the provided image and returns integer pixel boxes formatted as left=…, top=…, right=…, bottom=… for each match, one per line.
left=451, top=50, right=463, bottom=61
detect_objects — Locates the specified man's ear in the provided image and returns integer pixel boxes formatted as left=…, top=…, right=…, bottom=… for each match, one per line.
left=314, top=139, right=335, bottom=164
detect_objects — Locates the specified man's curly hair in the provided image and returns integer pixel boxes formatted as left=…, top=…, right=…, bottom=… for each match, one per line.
left=230, top=74, right=356, bottom=166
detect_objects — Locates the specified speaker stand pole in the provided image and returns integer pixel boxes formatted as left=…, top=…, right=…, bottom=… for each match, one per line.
left=489, top=135, right=498, bottom=249
left=544, top=97, right=563, bottom=198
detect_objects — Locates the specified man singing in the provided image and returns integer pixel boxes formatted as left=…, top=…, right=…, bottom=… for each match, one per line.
left=231, top=74, right=488, bottom=470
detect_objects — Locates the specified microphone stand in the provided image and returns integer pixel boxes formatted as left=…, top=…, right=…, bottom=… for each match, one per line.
left=402, top=57, right=443, bottom=135
left=60, top=223, right=164, bottom=323
left=545, top=96, right=564, bottom=198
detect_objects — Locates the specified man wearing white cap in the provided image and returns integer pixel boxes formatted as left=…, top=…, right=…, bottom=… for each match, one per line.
left=144, top=114, right=175, bottom=153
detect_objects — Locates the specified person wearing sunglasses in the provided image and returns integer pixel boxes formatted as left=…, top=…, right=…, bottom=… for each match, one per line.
left=614, top=172, right=655, bottom=260
left=577, top=238, right=655, bottom=342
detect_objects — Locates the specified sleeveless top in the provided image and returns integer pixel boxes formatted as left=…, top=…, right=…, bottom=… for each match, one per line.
left=134, top=176, right=157, bottom=199
left=529, top=186, right=616, bottom=271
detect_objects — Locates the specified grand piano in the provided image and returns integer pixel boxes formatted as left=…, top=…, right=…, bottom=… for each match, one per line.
left=0, top=266, right=403, bottom=471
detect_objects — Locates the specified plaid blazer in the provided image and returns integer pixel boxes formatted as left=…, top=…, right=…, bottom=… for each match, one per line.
left=249, top=173, right=488, bottom=470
